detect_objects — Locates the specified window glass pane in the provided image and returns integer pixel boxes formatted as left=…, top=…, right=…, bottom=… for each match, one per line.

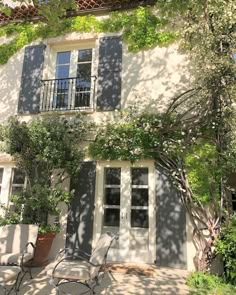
left=13, top=169, right=25, bottom=184
left=11, top=186, right=23, bottom=195
left=131, top=168, right=148, bottom=185
left=132, top=188, right=148, bottom=206
left=56, top=65, right=70, bottom=79
left=233, top=202, right=236, bottom=211
left=56, top=51, right=71, bottom=64
left=131, top=209, right=148, bottom=228
left=54, top=93, right=68, bottom=108
left=105, top=168, right=121, bottom=185
left=76, top=77, right=91, bottom=91
left=75, top=92, right=90, bottom=107
left=0, top=168, right=3, bottom=183
left=105, top=188, right=120, bottom=206
left=57, top=79, right=70, bottom=90
left=232, top=193, right=236, bottom=201
left=77, top=64, right=91, bottom=79
left=232, top=193, right=236, bottom=211
left=104, top=209, right=120, bottom=227
left=77, top=49, right=92, bottom=62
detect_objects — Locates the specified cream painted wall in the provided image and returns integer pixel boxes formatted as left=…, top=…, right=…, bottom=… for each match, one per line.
left=122, top=43, right=190, bottom=113
left=0, top=30, right=196, bottom=268
left=0, top=45, right=24, bottom=122
left=186, top=213, right=196, bottom=271
left=0, top=31, right=189, bottom=124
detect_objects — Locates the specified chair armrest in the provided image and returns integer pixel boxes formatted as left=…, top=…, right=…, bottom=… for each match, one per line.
left=24, top=242, right=36, bottom=251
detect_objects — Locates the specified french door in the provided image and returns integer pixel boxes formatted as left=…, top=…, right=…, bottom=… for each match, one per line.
left=93, top=161, right=156, bottom=263
left=41, top=45, right=95, bottom=112
left=54, top=48, right=93, bottom=109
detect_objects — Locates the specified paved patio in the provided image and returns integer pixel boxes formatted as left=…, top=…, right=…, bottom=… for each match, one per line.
left=4, top=265, right=190, bottom=295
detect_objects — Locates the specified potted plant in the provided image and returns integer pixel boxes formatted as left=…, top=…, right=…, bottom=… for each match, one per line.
left=10, top=183, right=73, bottom=266
left=0, top=115, right=87, bottom=266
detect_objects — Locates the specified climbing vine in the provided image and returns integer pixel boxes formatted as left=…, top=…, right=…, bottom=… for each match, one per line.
left=88, top=111, right=222, bottom=204
left=89, top=112, right=184, bottom=162
left=0, top=7, right=176, bottom=64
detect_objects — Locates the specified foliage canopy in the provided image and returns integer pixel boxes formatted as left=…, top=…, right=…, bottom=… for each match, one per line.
left=0, top=115, right=88, bottom=231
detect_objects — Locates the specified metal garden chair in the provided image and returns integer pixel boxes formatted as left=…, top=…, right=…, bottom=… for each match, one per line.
left=0, top=224, right=39, bottom=294
left=46, top=231, right=118, bottom=294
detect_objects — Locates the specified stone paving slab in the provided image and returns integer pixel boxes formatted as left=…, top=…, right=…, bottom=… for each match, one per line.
left=2, top=265, right=190, bottom=295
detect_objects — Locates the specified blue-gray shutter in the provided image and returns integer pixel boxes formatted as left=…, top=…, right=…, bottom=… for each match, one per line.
left=155, top=166, right=187, bottom=269
left=96, top=36, right=122, bottom=111
left=18, top=44, right=45, bottom=114
left=66, top=161, right=96, bottom=255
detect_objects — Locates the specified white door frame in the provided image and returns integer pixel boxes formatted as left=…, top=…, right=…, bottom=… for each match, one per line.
left=93, top=160, right=156, bottom=264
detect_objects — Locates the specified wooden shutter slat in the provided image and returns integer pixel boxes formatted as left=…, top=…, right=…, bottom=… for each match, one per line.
left=97, top=36, right=122, bottom=111
left=18, top=44, right=45, bottom=114
left=66, top=161, right=96, bottom=255
left=155, top=166, right=187, bottom=269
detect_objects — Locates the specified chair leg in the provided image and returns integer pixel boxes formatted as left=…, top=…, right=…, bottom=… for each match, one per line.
left=15, top=269, right=28, bottom=292
left=2, top=276, right=19, bottom=295
left=28, top=267, right=33, bottom=280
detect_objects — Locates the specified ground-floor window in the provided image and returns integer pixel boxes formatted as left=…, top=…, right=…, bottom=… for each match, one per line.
left=231, top=192, right=236, bottom=212
left=0, top=165, right=26, bottom=212
left=10, top=168, right=26, bottom=196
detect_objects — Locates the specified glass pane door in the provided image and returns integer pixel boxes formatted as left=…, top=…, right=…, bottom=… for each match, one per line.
left=75, top=49, right=92, bottom=108
left=102, top=168, right=121, bottom=247
left=54, top=51, right=71, bottom=108
left=95, top=162, right=156, bottom=263
left=130, top=168, right=149, bottom=251
left=131, top=168, right=149, bottom=228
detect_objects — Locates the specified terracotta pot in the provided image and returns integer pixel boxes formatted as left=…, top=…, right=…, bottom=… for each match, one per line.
left=31, top=232, right=56, bottom=267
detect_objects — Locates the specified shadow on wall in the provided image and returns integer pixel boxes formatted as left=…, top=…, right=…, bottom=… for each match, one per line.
left=0, top=35, right=190, bottom=124
left=0, top=46, right=24, bottom=122
left=65, top=161, right=96, bottom=256
left=121, top=43, right=190, bottom=113
left=155, top=165, right=187, bottom=269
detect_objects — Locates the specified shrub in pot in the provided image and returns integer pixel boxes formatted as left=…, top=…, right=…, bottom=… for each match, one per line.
left=11, top=184, right=73, bottom=266
left=0, top=115, right=88, bottom=265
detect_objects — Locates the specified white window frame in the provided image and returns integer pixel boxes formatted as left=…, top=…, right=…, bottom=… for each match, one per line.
left=42, top=40, right=98, bottom=111
left=10, top=168, right=27, bottom=196
left=0, top=165, right=26, bottom=215
left=93, top=160, right=156, bottom=264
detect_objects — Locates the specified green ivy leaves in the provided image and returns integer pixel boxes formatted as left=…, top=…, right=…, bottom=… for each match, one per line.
left=0, top=7, right=176, bottom=64
left=215, top=215, right=236, bottom=284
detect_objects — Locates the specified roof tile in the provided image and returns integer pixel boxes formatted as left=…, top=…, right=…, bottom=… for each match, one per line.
left=0, top=0, right=157, bottom=24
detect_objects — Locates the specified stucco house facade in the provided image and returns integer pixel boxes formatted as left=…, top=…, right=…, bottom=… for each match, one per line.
left=0, top=0, right=197, bottom=270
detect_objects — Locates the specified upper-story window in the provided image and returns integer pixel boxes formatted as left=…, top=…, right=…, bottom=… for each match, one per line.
left=19, top=36, right=122, bottom=115
left=41, top=45, right=96, bottom=112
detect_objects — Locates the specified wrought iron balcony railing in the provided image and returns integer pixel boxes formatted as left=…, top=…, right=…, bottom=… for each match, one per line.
left=40, top=76, right=96, bottom=112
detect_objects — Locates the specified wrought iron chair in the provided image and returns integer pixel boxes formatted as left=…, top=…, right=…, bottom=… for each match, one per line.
left=46, top=232, right=118, bottom=294
left=0, top=224, right=39, bottom=294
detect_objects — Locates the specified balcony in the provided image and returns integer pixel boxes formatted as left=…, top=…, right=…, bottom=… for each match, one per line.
left=40, top=76, right=96, bottom=112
